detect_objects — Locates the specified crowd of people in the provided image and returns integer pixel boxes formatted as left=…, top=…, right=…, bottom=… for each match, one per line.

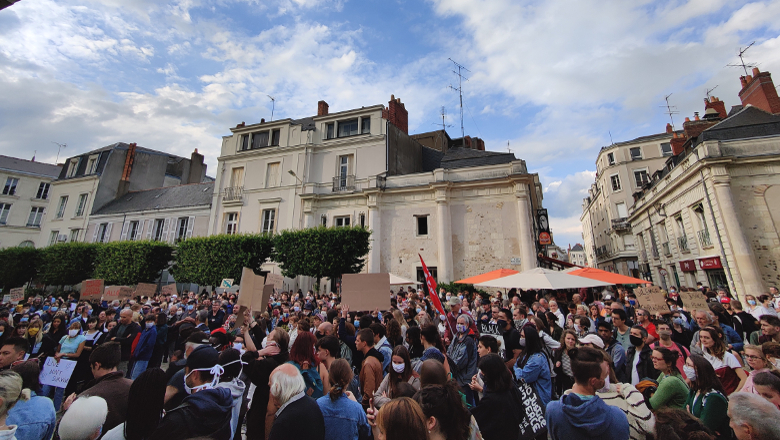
left=2, top=283, right=780, bottom=439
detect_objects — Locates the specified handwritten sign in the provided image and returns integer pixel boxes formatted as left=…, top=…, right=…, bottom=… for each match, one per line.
left=634, top=285, right=670, bottom=315
left=9, top=288, right=24, bottom=304
left=39, top=357, right=77, bottom=388
left=2, top=295, right=9, bottom=304
left=265, top=273, right=284, bottom=290
left=161, top=284, right=177, bottom=296
left=81, top=280, right=104, bottom=301
left=341, top=273, right=391, bottom=312
left=679, top=290, right=710, bottom=312
left=478, top=322, right=506, bottom=360
left=135, top=283, right=157, bottom=298
left=220, top=279, right=234, bottom=289
left=518, top=382, right=547, bottom=437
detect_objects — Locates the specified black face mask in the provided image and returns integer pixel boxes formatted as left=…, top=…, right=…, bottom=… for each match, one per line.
left=630, top=335, right=644, bottom=347
left=315, top=332, right=324, bottom=340
left=497, top=319, right=508, bottom=330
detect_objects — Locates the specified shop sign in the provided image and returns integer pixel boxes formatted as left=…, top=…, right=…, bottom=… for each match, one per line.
left=698, top=256, right=723, bottom=270
left=679, top=260, right=697, bottom=272
left=539, top=232, right=551, bottom=245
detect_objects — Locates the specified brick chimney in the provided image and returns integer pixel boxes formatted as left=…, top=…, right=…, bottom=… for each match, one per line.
left=704, top=96, right=727, bottom=119
left=317, top=100, right=329, bottom=116
left=188, top=148, right=205, bottom=184
left=666, top=123, right=674, bottom=134
left=670, top=132, right=687, bottom=156
left=739, top=68, right=780, bottom=114
left=382, top=95, right=408, bottom=134
left=116, top=143, right=136, bottom=198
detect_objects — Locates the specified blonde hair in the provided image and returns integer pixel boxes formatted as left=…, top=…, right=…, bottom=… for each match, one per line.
left=0, top=370, right=30, bottom=416
left=58, top=396, right=108, bottom=440
left=26, top=318, right=45, bottom=345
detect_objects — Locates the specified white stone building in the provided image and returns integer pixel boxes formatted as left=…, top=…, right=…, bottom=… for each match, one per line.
left=568, top=243, right=587, bottom=267
left=0, top=156, right=61, bottom=248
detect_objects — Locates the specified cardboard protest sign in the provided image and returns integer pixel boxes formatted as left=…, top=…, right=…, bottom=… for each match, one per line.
left=265, top=273, right=284, bottom=290
left=2, top=295, right=9, bottom=304
left=257, top=285, right=274, bottom=313
left=234, top=305, right=248, bottom=329
left=135, top=283, right=157, bottom=298
left=478, top=322, right=506, bottom=360
left=103, top=286, right=121, bottom=302
left=237, top=267, right=265, bottom=312
left=81, top=280, right=104, bottom=301
left=220, top=279, right=234, bottom=288
left=39, top=357, right=77, bottom=388
left=634, top=285, right=670, bottom=315
left=341, top=273, right=391, bottom=312
left=679, top=290, right=710, bottom=312
left=161, top=284, right=178, bottom=296
left=9, top=288, right=24, bottom=304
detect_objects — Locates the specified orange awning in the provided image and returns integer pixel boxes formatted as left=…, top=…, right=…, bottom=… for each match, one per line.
left=567, top=267, right=652, bottom=285
left=455, top=269, right=519, bottom=284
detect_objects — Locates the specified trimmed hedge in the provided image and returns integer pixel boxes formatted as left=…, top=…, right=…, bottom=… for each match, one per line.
left=0, top=247, right=40, bottom=293
left=170, top=234, right=274, bottom=287
left=38, top=242, right=100, bottom=286
left=93, top=241, right=174, bottom=285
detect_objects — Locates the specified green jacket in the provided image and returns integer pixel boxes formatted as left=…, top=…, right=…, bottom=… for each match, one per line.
left=686, top=389, right=730, bottom=440
left=649, top=373, right=688, bottom=410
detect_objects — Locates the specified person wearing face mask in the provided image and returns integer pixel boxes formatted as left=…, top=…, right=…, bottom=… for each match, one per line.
left=546, top=347, right=630, bottom=440
left=684, top=354, right=732, bottom=440
left=624, top=325, right=660, bottom=386
left=129, top=315, right=158, bottom=380
left=149, top=346, right=233, bottom=440
left=670, top=311, right=694, bottom=348
left=215, top=349, right=246, bottom=440
left=372, top=346, right=420, bottom=409
left=41, top=321, right=86, bottom=410
left=650, top=321, right=690, bottom=379
left=495, top=309, right=522, bottom=369
left=447, top=315, right=478, bottom=407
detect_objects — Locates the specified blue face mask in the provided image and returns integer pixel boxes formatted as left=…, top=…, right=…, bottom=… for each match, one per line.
left=187, top=305, right=194, bottom=311
left=20, top=317, right=29, bottom=323
left=673, top=317, right=685, bottom=326
left=748, top=300, right=757, bottom=306
left=43, top=306, right=50, bottom=311
left=51, top=307, right=59, bottom=312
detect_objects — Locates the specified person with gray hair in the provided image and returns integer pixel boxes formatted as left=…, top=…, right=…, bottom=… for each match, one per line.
left=728, top=392, right=780, bottom=440
left=268, top=363, right=325, bottom=440
left=58, top=396, right=108, bottom=440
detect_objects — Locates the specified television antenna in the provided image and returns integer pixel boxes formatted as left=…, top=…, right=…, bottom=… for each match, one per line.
left=432, top=106, right=454, bottom=131
left=660, top=94, right=679, bottom=131
left=448, top=58, right=469, bottom=148
left=706, top=85, right=719, bottom=100
left=506, top=141, right=513, bottom=154
left=52, top=142, right=67, bottom=164
left=726, top=41, right=757, bottom=76
left=267, top=95, right=276, bottom=121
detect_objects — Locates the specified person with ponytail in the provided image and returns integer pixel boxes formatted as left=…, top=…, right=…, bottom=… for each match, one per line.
left=316, top=359, right=371, bottom=440
left=373, top=346, right=420, bottom=408
left=0, top=370, right=30, bottom=440
left=649, top=347, right=689, bottom=410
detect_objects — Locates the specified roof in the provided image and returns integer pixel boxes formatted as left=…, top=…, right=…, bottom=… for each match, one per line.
left=421, top=146, right=445, bottom=171
left=84, top=142, right=182, bottom=158
left=599, top=131, right=680, bottom=153
left=698, top=105, right=780, bottom=143
left=439, top=147, right=516, bottom=169
left=291, top=117, right=316, bottom=131
left=0, top=155, right=62, bottom=178
left=92, top=182, right=214, bottom=215
left=570, top=244, right=584, bottom=252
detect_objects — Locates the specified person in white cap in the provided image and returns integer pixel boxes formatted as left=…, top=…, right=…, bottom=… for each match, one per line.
left=578, top=334, right=605, bottom=350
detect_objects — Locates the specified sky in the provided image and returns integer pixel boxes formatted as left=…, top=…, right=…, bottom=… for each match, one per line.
left=1, top=0, right=780, bottom=250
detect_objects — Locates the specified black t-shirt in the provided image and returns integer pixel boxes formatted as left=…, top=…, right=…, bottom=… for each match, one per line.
left=502, top=327, right=522, bottom=363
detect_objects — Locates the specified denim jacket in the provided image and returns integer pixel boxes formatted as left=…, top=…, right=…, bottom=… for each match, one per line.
left=316, top=394, right=371, bottom=440
left=6, top=392, right=56, bottom=440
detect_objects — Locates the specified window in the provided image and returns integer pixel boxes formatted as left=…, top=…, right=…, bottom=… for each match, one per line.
left=3, top=177, right=19, bottom=195
left=225, top=213, right=239, bottom=235
left=634, top=169, right=649, bottom=187
left=69, top=229, right=80, bottom=242
left=27, top=207, right=44, bottom=227
left=338, top=119, right=359, bottom=137
left=616, top=202, right=628, bottom=218
left=416, top=215, right=429, bottom=236
left=610, top=174, right=621, bottom=192
left=240, top=135, right=250, bottom=151
left=271, top=129, right=281, bottom=146
left=630, top=147, right=642, bottom=160
left=607, top=152, right=615, bottom=165
left=128, top=221, right=139, bottom=241
left=67, top=158, right=80, bottom=178
left=49, top=231, right=59, bottom=246
left=96, top=223, right=109, bottom=243
left=230, top=167, right=244, bottom=188
left=416, top=266, right=437, bottom=285
left=36, top=182, right=51, bottom=200
left=55, top=196, right=68, bottom=218
left=661, top=142, right=672, bottom=156
left=321, top=214, right=327, bottom=226
left=0, top=203, right=10, bottom=224
left=325, top=123, right=335, bottom=140
left=176, top=217, right=189, bottom=241
left=153, top=219, right=165, bottom=241
left=75, top=194, right=88, bottom=217
left=266, top=162, right=280, bottom=188
left=86, top=155, right=99, bottom=174
left=334, top=216, right=350, bottom=227
left=338, top=155, right=351, bottom=187
left=359, top=212, right=366, bottom=228
left=252, top=131, right=269, bottom=149
left=361, top=117, right=371, bottom=134
left=261, top=209, right=276, bottom=234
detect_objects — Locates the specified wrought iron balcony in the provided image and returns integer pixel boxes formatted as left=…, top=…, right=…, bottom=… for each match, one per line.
left=223, top=186, right=243, bottom=202
left=678, top=235, right=690, bottom=253
left=333, top=175, right=356, bottom=192
left=698, top=229, right=713, bottom=248
left=611, top=218, right=631, bottom=232
left=662, top=242, right=671, bottom=256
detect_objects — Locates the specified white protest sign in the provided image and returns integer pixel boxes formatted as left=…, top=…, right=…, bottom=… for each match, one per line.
left=39, top=357, right=77, bottom=388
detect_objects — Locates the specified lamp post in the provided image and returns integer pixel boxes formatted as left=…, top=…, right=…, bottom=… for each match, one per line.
left=288, top=170, right=304, bottom=229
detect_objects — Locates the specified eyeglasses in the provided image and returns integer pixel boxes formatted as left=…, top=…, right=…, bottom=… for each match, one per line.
left=651, top=357, right=664, bottom=361
left=744, top=355, right=764, bottom=361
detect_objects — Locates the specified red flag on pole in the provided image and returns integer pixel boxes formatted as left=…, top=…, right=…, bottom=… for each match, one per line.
left=419, top=254, right=445, bottom=316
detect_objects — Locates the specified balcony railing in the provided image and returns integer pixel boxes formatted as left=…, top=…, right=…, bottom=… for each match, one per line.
left=611, top=218, right=631, bottom=232
left=698, top=229, right=713, bottom=248
left=678, top=235, right=690, bottom=253
left=223, top=186, right=244, bottom=202
left=639, top=250, right=648, bottom=263
left=333, top=175, right=356, bottom=192
left=651, top=247, right=659, bottom=259
left=662, top=242, right=671, bottom=256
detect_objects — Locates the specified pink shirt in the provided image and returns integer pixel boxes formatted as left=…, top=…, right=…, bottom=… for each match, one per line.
left=743, top=368, right=770, bottom=395
left=652, top=341, right=691, bottom=379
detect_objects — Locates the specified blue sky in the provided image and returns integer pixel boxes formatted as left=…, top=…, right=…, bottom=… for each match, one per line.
left=1, top=0, right=780, bottom=249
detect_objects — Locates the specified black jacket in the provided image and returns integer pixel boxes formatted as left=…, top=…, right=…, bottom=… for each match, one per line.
left=625, top=344, right=660, bottom=383
left=268, top=395, right=325, bottom=440
left=109, top=322, right=141, bottom=361
left=244, top=351, right=289, bottom=440
left=471, top=387, right=524, bottom=440
left=149, top=387, right=233, bottom=440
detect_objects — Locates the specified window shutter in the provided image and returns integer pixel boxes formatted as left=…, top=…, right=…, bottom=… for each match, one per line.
left=161, top=218, right=171, bottom=242
left=120, top=221, right=130, bottom=241
left=186, top=216, right=195, bottom=238
left=145, top=220, right=153, bottom=240
left=91, top=223, right=99, bottom=243
left=104, top=222, right=113, bottom=242
left=169, top=218, right=177, bottom=244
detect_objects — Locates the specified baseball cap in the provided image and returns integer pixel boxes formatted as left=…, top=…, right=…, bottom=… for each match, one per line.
left=720, top=297, right=731, bottom=304
left=578, top=334, right=605, bottom=349
left=186, top=345, right=220, bottom=371
left=185, top=331, right=210, bottom=345
left=448, top=297, right=460, bottom=306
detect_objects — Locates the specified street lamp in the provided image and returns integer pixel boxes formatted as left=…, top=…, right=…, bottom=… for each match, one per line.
left=288, top=170, right=304, bottom=229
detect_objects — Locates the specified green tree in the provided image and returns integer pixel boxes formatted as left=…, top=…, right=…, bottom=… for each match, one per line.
left=94, top=241, right=174, bottom=285
left=38, top=242, right=100, bottom=286
left=0, top=247, right=40, bottom=292
left=170, top=234, right=274, bottom=286
left=272, top=226, right=371, bottom=285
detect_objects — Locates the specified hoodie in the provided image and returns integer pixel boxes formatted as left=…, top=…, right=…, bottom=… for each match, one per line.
left=149, top=387, right=233, bottom=440
left=217, top=379, right=246, bottom=440
left=546, top=393, right=629, bottom=440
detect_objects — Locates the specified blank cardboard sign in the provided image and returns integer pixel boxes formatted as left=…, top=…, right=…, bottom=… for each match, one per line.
left=341, top=273, right=391, bottom=312
left=237, top=267, right=266, bottom=312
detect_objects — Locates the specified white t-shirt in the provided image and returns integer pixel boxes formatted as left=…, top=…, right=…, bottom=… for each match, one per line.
left=631, top=350, right=641, bottom=385
left=703, top=350, right=741, bottom=371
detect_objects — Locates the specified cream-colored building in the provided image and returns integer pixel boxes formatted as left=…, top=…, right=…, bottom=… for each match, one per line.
left=629, top=68, right=780, bottom=298
left=0, top=156, right=61, bottom=248
left=568, top=243, right=586, bottom=267
left=209, top=97, right=544, bottom=290
left=580, top=130, right=678, bottom=275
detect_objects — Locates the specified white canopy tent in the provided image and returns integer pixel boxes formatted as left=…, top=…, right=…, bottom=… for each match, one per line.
left=389, top=273, right=421, bottom=286
left=476, top=267, right=613, bottom=290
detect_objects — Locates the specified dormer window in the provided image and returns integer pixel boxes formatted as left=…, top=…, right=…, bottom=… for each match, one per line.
left=86, top=154, right=99, bottom=174
left=240, top=129, right=281, bottom=151
left=67, top=158, right=80, bottom=178
left=338, top=119, right=359, bottom=137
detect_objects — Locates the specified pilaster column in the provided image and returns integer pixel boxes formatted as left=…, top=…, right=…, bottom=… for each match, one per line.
left=433, top=184, right=453, bottom=283
left=515, top=183, right=537, bottom=271
left=368, top=193, right=381, bottom=273
left=711, top=169, right=765, bottom=296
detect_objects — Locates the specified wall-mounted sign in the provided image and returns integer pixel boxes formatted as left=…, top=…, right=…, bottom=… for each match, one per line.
left=510, top=257, right=522, bottom=265
left=698, top=256, right=723, bottom=270
left=539, top=232, right=551, bottom=245
left=679, top=260, right=697, bottom=273
left=537, top=209, right=550, bottom=233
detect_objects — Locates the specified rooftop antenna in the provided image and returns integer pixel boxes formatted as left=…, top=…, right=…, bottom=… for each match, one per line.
left=609, top=131, right=614, bottom=145
left=660, top=94, right=679, bottom=131
left=52, top=142, right=67, bottom=164
left=432, top=106, right=454, bottom=131
left=506, top=140, right=513, bottom=154
left=267, top=95, right=276, bottom=121
left=706, top=85, right=719, bottom=100
left=448, top=58, right=470, bottom=148
left=726, top=41, right=757, bottom=76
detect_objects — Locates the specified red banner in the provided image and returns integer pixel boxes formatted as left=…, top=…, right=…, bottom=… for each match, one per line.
left=698, top=257, right=723, bottom=270
left=419, top=254, right=444, bottom=316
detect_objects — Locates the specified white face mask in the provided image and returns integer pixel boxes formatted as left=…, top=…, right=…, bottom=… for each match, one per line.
left=598, top=375, right=610, bottom=393
left=184, top=365, right=224, bottom=394
left=146, top=322, right=155, bottom=329
left=69, top=329, right=79, bottom=338
left=392, top=362, right=405, bottom=373
left=683, top=365, right=696, bottom=381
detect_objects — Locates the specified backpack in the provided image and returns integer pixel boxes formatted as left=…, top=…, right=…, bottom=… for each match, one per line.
left=287, top=361, right=324, bottom=399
